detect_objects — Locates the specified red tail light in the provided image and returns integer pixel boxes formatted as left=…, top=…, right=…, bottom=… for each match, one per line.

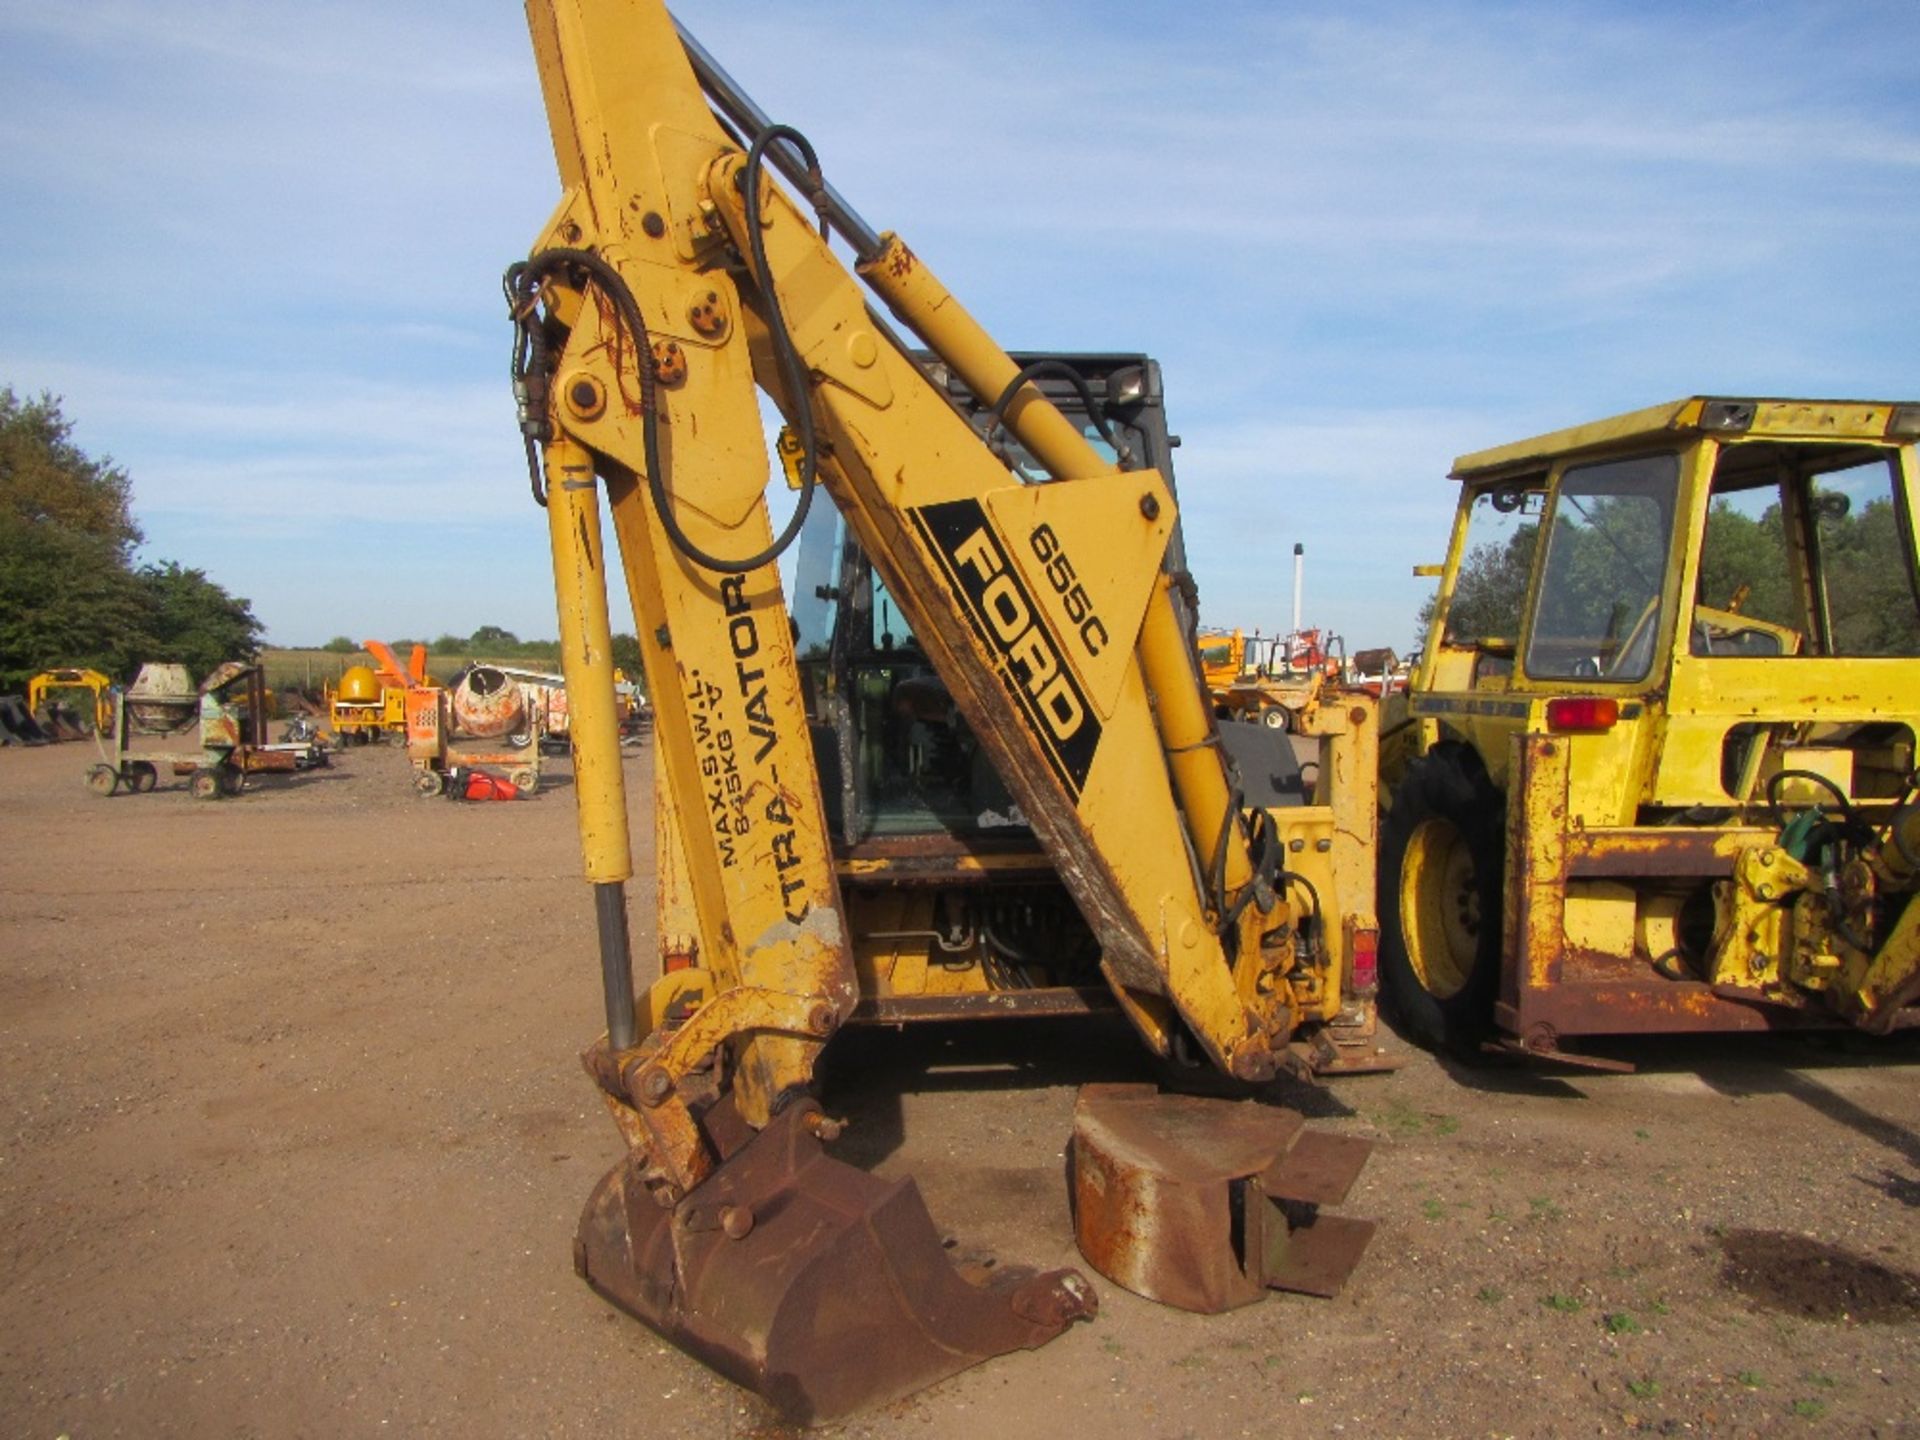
left=1545, top=696, right=1619, bottom=732
left=1348, top=926, right=1379, bottom=995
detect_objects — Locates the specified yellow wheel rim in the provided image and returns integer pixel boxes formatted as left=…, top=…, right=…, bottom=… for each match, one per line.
left=1399, top=816, right=1481, bottom=1000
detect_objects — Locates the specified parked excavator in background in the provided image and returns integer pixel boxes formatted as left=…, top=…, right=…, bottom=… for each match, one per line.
left=507, top=0, right=1385, bottom=1419
left=1382, top=397, right=1920, bottom=1063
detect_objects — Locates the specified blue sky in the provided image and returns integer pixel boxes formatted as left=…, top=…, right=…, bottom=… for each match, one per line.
left=2, top=1, right=1915, bottom=651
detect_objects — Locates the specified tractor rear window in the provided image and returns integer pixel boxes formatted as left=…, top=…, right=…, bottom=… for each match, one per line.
left=1695, top=444, right=1920, bottom=657
left=1524, top=454, right=1679, bottom=682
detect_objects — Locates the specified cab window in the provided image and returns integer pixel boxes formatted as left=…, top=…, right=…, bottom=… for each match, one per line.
left=1438, top=481, right=1545, bottom=648
left=1694, top=443, right=1919, bottom=657
left=1524, top=454, right=1679, bottom=682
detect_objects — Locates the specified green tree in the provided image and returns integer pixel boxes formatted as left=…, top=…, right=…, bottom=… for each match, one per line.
left=1697, top=499, right=1792, bottom=625
left=611, top=632, right=646, bottom=692
left=0, top=388, right=141, bottom=555
left=138, top=561, right=265, bottom=675
left=1824, top=497, right=1920, bottom=655
left=321, top=635, right=358, bottom=653
left=0, top=388, right=265, bottom=684
left=470, top=624, right=518, bottom=647
left=1417, top=522, right=1538, bottom=647
left=0, top=517, right=152, bottom=682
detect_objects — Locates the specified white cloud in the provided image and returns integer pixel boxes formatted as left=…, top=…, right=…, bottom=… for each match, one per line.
left=3, top=0, right=1915, bottom=646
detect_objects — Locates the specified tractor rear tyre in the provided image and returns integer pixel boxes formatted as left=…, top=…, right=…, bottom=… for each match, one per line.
left=1378, top=752, right=1505, bottom=1054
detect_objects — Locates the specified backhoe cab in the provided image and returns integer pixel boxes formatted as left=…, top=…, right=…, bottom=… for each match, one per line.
left=1384, top=398, right=1920, bottom=1062
left=788, top=354, right=1382, bottom=1055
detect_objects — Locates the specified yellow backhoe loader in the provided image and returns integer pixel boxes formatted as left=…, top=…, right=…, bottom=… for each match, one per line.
left=507, top=0, right=1386, bottom=1420
left=1383, top=398, right=1920, bottom=1064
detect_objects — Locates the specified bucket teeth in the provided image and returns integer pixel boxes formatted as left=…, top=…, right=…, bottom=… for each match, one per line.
left=1069, top=1082, right=1376, bottom=1313
left=575, top=1099, right=1095, bottom=1423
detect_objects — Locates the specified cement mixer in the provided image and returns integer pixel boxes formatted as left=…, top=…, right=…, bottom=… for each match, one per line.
left=406, top=665, right=543, bottom=796
left=124, top=663, right=198, bottom=735
left=448, top=665, right=532, bottom=744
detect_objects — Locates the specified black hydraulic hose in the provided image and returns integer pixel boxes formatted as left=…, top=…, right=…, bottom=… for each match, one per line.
left=1765, top=767, right=1873, bottom=845
left=504, top=266, right=550, bottom=507
left=503, top=123, right=832, bottom=575
left=1277, top=868, right=1322, bottom=926
left=982, top=359, right=1128, bottom=468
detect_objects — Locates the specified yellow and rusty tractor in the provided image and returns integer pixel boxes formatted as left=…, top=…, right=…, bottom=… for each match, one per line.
left=1382, top=397, right=1920, bottom=1062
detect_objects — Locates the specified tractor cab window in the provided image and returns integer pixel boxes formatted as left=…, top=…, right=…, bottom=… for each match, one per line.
left=1694, top=443, right=1920, bottom=657
left=1524, top=454, right=1679, bottom=683
left=1440, top=480, right=1546, bottom=649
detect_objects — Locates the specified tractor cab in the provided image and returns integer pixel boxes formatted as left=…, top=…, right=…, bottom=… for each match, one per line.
left=1385, top=398, right=1920, bottom=1056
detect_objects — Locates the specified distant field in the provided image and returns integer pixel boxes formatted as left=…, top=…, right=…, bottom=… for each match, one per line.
left=259, top=647, right=562, bottom=693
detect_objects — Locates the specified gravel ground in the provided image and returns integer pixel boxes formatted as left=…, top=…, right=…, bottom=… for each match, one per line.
left=2, top=739, right=1915, bottom=1438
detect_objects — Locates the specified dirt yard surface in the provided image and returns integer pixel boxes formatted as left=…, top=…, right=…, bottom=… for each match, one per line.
left=3, top=739, right=1917, bottom=1439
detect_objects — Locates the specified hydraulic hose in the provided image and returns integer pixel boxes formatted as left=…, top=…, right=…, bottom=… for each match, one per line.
left=504, top=121, right=832, bottom=575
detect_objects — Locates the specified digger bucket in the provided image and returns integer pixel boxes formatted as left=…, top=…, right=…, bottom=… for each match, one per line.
left=575, top=1099, right=1097, bottom=1423
left=1069, top=1083, right=1375, bottom=1313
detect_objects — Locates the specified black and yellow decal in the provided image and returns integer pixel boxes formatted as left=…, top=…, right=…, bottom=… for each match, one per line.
left=909, top=498, right=1101, bottom=797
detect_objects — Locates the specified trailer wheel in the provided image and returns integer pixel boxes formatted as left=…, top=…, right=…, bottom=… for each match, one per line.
left=130, top=762, right=159, bottom=793
left=1379, top=752, right=1504, bottom=1053
left=190, top=769, right=223, bottom=801
left=414, top=770, right=444, bottom=797
left=1260, top=706, right=1293, bottom=732
left=85, top=764, right=120, bottom=797
left=510, top=768, right=539, bottom=795
left=218, top=766, right=245, bottom=796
